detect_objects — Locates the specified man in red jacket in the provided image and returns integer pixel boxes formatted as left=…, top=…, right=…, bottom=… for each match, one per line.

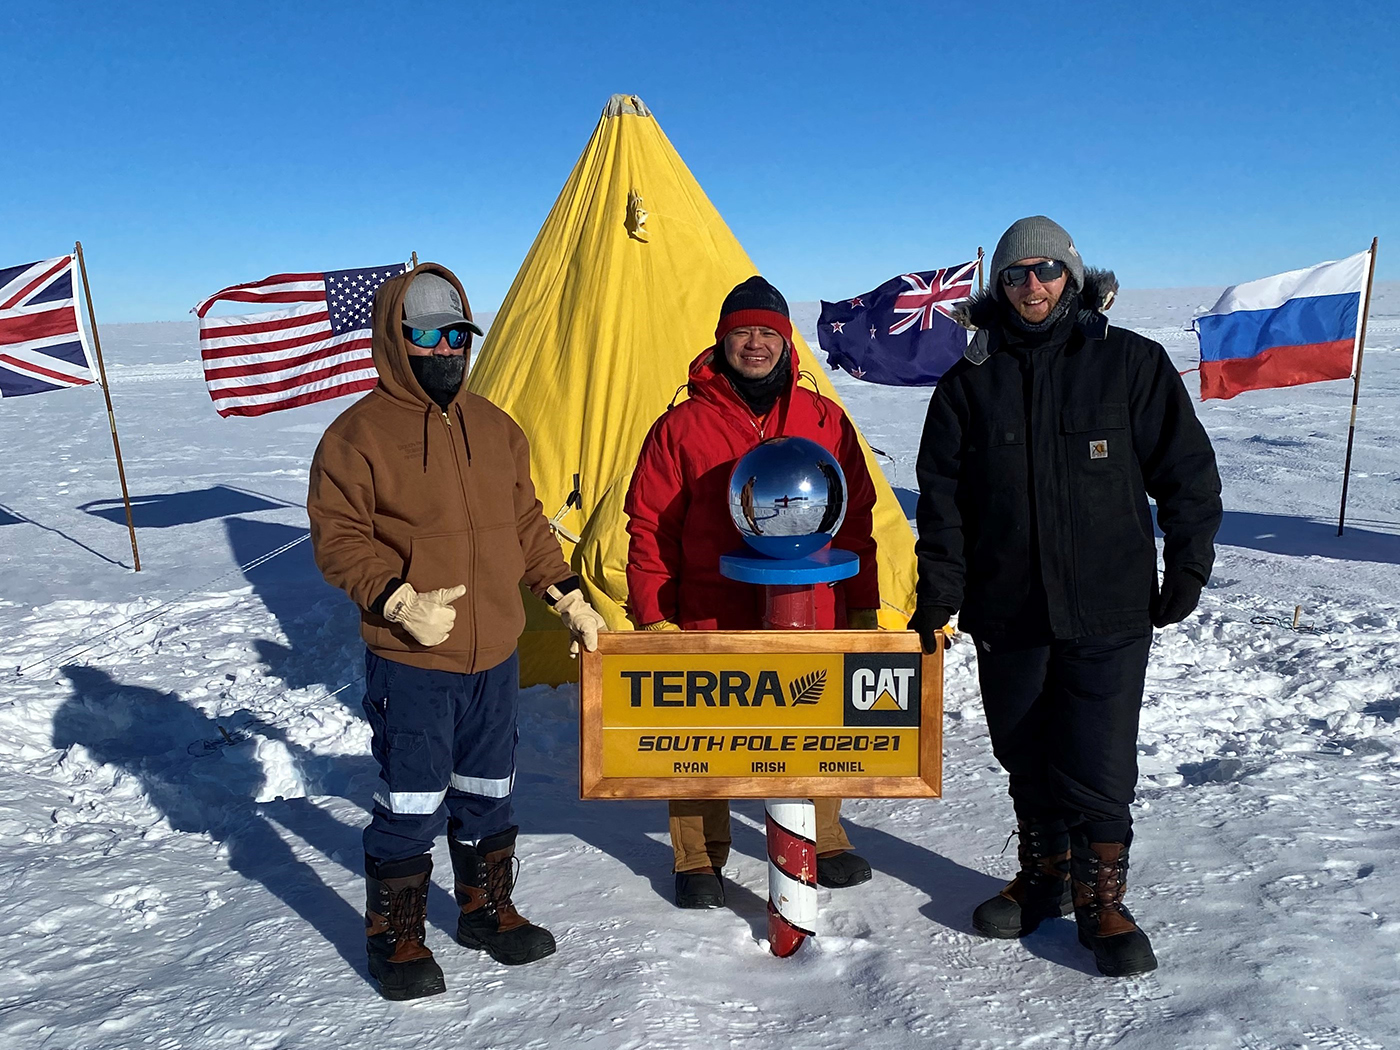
left=625, top=276, right=881, bottom=908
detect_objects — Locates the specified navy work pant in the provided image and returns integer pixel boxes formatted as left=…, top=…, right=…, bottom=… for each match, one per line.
left=973, top=632, right=1152, bottom=844
left=361, top=648, right=519, bottom=863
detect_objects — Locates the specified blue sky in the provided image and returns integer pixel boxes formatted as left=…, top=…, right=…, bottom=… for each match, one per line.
left=3, top=1, right=1395, bottom=322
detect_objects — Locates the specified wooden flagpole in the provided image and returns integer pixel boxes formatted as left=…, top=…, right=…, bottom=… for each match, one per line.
left=1337, top=236, right=1379, bottom=537
left=410, top=251, right=418, bottom=269
left=976, top=246, right=985, bottom=292
left=74, top=241, right=141, bottom=571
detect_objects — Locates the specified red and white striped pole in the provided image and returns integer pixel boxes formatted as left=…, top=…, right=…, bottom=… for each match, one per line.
left=764, top=798, right=816, bottom=956
left=762, top=584, right=820, bottom=956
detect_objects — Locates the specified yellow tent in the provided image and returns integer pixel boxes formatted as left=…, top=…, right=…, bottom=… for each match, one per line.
left=467, top=94, right=916, bottom=687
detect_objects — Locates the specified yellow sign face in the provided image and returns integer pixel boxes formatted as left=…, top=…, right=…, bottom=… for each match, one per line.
left=599, top=650, right=922, bottom=779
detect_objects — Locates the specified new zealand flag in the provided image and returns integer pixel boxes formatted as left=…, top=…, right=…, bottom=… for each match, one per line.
left=818, top=261, right=977, bottom=386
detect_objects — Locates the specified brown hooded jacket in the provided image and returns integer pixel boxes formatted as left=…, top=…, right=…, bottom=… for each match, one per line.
left=307, top=263, right=571, bottom=674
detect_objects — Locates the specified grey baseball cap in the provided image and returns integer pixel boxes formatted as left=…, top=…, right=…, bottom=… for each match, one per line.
left=403, top=272, right=485, bottom=335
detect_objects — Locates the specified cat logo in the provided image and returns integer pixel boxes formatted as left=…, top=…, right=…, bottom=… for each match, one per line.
left=850, top=667, right=914, bottom=711
left=843, top=653, right=920, bottom=728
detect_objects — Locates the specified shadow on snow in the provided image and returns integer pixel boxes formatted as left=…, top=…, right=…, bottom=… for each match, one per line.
left=893, top=486, right=919, bottom=520
left=79, top=484, right=290, bottom=529
left=48, top=665, right=1094, bottom=972
left=1188, top=510, right=1400, bottom=565
left=0, top=501, right=129, bottom=568
left=52, top=665, right=385, bottom=988
left=223, top=516, right=362, bottom=708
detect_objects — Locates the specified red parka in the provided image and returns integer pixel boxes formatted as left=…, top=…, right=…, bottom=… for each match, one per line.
left=625, top=346, right=879, bottom=630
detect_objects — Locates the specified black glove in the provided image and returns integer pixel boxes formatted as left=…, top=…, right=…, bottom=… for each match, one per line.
left=1152, top=569, right=1204, bottom=628
left=908, top=605, right=952, bottom=654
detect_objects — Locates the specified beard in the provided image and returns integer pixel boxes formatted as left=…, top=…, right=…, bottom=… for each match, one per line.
left=409, top=354, right=466, bottom=409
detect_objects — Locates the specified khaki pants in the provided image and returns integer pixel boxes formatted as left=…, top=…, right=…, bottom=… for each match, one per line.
left=668, top=798, right=854, bottom=873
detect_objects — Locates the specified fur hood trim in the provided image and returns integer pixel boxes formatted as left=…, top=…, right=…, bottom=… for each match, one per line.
left=951, top=267, right=1119, bottom=332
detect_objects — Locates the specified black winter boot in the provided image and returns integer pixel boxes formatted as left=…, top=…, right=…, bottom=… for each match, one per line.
left=451, top=828, right=556, bottom=965
left=1071, top=837, right=1158, bottom=977
left=972, top=820, right=1072, bottom=938
left=816, top=851, right=873, bottom=889
left=364, top=853, right=447, bottom=1001
left=674, top=868, right=725, bottom=909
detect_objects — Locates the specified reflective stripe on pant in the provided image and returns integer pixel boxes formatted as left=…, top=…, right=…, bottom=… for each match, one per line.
left=668, top=798, right=854, bottom=873
left=361, top=648, right=520, bottom=863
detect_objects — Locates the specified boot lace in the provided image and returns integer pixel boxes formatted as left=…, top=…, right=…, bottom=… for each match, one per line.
left=1003, top=826, right=1066, bottom=886
left=482, top=854, right=520, bottom=916
left=385, top=881, right=428, bottom=944
left=1080, top=850, right=1129, bottom=917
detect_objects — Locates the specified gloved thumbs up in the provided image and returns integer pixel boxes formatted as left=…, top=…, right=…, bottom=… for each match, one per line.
left=384, top=582, right=467, bottom=647
left=426, top=584, right=468, bottom=606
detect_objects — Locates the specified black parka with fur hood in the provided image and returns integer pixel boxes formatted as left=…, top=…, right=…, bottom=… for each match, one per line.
left=914, top=270, right=1222, bottom=641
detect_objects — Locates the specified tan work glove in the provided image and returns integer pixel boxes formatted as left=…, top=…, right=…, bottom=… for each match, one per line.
left=554, top=588, right=608, bottom=656
left=848, top=607, right=880, bottom=630
left=383, top=582, right=466, bottom=647
left=641, top=620, right=681, bottom=631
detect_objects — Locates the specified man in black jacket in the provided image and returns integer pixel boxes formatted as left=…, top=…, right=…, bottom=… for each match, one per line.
left=912, top=216, right=1221, bottom=977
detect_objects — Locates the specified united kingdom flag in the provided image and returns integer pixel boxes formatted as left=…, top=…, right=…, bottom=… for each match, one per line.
left=818, top=261, right=977, bottom=386
left=0, top=256, right=95, bottom=398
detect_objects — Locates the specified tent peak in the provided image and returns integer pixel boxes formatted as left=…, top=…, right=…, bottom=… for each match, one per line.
left=602, top=94, right=652, bottom=118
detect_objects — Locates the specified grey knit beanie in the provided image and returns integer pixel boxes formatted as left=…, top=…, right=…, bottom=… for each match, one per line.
left=990, top=216, right=1084, bottom=297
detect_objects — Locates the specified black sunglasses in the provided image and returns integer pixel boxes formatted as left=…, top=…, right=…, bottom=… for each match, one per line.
left=405, top=325, right=472, bottom=350
left=1001, top=260, right=1065, bottom=288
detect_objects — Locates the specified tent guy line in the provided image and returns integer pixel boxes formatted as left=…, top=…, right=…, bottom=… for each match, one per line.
left=6, top=532, right=310, bottom=681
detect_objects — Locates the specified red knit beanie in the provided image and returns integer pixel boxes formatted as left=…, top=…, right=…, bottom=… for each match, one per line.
left=714, top=276, right=793, bottom=345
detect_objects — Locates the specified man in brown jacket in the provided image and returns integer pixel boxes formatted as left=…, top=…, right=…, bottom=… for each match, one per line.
left=308, top=263, right=605, bottom=1001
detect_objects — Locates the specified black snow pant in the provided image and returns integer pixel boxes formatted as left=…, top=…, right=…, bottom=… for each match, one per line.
left=361, top=648, right=519, bottom=864
left=973, top=631, right=1152, bottom=844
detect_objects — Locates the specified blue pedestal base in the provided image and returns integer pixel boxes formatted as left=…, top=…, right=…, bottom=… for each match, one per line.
left=718, top=546, right=859, bottom=585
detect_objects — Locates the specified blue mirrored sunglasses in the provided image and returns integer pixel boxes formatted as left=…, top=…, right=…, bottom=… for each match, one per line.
left=406, top=325, right=471, bottom=350
left=1001, top=260, right=1065, bottom=288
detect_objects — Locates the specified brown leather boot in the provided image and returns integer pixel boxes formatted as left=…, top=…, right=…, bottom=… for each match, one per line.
left=451, top=827, right=556, bottom=966
left=972, top=820, right=1072, bottom=938
left=365, top=853, right=446, bottom=1000
left=1071, top=838, right=1158, bottom=977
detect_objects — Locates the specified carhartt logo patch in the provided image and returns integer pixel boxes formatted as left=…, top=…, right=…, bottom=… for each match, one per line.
left=1089, top=439, right=1109, bottom=460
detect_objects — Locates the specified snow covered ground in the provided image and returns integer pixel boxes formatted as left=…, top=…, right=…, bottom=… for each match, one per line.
left=1, top=285, right=1397, bottom=1049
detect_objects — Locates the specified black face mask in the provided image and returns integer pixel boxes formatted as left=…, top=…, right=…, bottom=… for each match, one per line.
left=715, top=348, right=791, bottom=416
left=409, top=354, right=466, bottom=409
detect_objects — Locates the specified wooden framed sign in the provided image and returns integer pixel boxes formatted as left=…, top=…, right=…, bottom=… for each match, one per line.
left=579, top=630, right=942, bottom=800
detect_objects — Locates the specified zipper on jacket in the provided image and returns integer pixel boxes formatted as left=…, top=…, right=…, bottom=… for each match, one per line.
left=441, top=405, right=479, bottom=664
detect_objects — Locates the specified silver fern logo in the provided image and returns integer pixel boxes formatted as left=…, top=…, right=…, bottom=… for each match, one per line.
left=787, top=669, right=827, bottom=706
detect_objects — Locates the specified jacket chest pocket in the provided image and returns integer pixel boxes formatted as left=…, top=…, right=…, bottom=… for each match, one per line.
left=1061, top=403, right=1128, bottom=468
left=968, top=421, right=1026, bottom=456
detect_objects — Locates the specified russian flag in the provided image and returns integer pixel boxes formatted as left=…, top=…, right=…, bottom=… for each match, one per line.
left=1195, top=250, right=1371, bottom=401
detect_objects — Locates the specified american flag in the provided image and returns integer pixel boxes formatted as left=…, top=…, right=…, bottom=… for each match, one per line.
left=0, top=255, right=96, bottom=398
left=195, top=264, right=405, bottom=417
